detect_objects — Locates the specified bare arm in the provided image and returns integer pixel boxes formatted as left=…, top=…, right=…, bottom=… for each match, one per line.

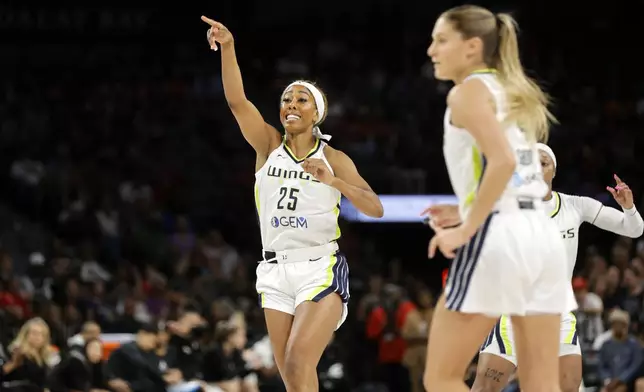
left=449, top=80, right=516, bottom=236
left=327, top=149, right=384, bottom=218
left=202, top=17, right=281, bottom=157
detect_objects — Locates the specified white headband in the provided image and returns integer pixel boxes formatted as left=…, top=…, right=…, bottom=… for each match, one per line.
left=282, top=80, right=331, bottom=142
left=536, top=143, right=557, bottom=169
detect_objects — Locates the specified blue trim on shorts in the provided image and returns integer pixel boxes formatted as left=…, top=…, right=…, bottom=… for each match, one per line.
left=571, top=331, right=578, bottom=345
left=494, top=321, right=507, bottom=354
left=445, top=213, right=495, bottom=311
left=312, top=252, right=350, bottom=303
left=480, top=321, right=496, bottom=351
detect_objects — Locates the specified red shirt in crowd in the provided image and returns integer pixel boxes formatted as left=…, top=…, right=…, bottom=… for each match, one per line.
left=366, top=300, right=417, bottom=363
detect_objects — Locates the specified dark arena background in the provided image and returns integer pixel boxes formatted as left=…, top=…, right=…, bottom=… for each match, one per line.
left=0, top=1, right=643, bottom=391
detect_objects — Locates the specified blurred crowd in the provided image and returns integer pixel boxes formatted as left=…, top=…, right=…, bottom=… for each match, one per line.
left=1, top=2, right=644, bottom=392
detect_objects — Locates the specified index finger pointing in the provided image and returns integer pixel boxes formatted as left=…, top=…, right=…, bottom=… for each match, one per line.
left=201, top=16, right=221, bottom=27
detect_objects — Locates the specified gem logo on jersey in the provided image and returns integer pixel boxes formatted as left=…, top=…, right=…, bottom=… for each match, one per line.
left=271, top=216, right=308, bottom=228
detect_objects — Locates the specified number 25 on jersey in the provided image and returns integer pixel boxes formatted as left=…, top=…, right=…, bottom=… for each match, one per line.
left=277, top=187, right=299, bottom=211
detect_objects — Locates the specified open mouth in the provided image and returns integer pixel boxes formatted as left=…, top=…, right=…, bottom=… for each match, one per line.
left=285, top=114, right=301, bottom=123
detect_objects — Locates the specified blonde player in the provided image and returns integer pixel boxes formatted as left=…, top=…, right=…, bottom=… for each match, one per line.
left=424, top=5, right=576, bottom=392
left=425, top=144, right=644, bottom=392
left=201, top=16, right=384, bottom=392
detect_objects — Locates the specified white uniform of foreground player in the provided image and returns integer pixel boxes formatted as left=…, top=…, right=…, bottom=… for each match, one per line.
left=426, top=144, right=644, bottom=391
left=474, top=144, right=643, bottom=392
left=423, top=6, right=575, bottom=391
left=439, top=73, right=572, bottom=317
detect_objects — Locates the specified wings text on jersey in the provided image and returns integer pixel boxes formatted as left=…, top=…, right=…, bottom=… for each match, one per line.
left=267, top=165, right=321, bottom=183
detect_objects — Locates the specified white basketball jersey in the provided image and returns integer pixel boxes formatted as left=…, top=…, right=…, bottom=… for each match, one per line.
left=544, top=191, right=601, bottom=281
left=442, top=71, right=548, bottom=218
left=254, top=138, right=342, bottom=252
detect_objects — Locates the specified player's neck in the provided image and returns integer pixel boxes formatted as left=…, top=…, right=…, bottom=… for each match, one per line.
left=284, top=132, right=317, bottom=158
left=454, top=63, right=493, bottom=84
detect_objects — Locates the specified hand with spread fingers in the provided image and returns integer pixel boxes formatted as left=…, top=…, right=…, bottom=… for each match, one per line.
left=428, top=225, right=471, bottom=259
left=201, top=16, right=233, bottom=51
left=606, top=174, right=634, bottom=209
left=302, top=158, right=335, bottom=186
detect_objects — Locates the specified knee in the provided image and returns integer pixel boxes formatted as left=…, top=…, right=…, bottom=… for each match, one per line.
left=560, top=378, right=581, bottom=392
left=282, top=345, right=312, bottom=388
left=559, top=367, right=582, bottom=392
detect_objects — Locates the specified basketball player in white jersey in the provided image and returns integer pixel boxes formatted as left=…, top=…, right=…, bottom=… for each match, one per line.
left=201, top=16, right=384, bottom=392
left=426, top=144, right=644, bottom=392
left=423, top=5, right=576, bottom=392
left=470, top=144, right=644, bottom=392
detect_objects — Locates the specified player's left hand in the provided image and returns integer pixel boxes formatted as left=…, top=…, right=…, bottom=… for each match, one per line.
left=428, top=226, right=470, bottom=259
left=607, top=174, right=634, bottom=209
left=302, top=158, right=334, bottom=185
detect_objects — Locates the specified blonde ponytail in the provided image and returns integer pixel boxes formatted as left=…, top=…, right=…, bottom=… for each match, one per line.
left=493, top=13, right=556, bottom=142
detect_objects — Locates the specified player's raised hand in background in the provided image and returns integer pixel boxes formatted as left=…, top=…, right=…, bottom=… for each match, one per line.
left=201, top=16, right=233, bottom=51
left=607, top=174, right=634, bottom=209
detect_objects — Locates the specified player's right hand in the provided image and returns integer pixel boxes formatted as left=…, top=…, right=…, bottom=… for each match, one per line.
left=420, top=204, right=461, bottom=230
left=201, top=16, right=233, bottom=51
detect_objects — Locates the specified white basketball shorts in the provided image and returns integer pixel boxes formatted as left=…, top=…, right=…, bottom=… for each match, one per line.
left=443, top=207, right=577, bottom=316
left=256, top=244, right=349, bottom=330
left=480, top=312, right=582, bottom=365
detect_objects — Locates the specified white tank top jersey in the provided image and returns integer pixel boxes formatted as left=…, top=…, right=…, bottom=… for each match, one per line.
left=544, top=191, right=644, bottom=281
left=254, top=138, right=342, bottom=252
left=442, top=71, right=548, bottom=218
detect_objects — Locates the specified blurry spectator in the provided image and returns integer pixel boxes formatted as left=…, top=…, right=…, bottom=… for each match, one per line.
left=401, top=288, right=434, bottom=392
left=621, top=267, right=644, bottom=332
left=632, top=257, right=644, bottom=277
left=246, top=326, right=282, bottom=392
left=573, top=276, right=605, bottom=349
left=357, top=274, right=384, bottom=322
left=48, top=337, right=108, bottom=392
left=603, top=266, right=626, bottom=310
left=599, top=309, right=643, bottom=392
left=366, top=284, right=416, bottom=392
left=156, top=324, right=179, bottom=373
left=67, top=321, right=102, bottom=350
left=0, top=317, right=57, bottom=392
left=94, top=196, right=121, bottom=263
left=105, top=323, right=167, bottom=392
left=171, top=216, right=197, bottom=261
left=611, top=243, right=631, bottom=271
left=587, top=254, right=609, bottom=287
left=0, top=252, right=35, bottom=301
left=318, top=334, right=350, bottom=392
left=201, top=231, right=240, bottom=281
left=112, top=297, right=146, bottom=333
left=202, top=322, right=260, bottom=392
left=0, top=278, right=31, bottom=321
left=84, top=282, right=116, bottom=328
left=167, top=310, right=208, bottom=381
